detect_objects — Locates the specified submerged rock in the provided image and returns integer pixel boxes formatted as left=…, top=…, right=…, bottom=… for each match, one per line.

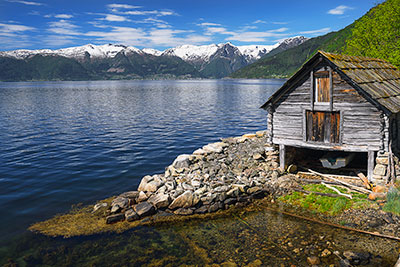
left=106, top=213, right=125, bottom=224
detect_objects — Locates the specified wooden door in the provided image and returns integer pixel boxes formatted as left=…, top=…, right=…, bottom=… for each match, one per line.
left=306, top=111, right=340, bottom=143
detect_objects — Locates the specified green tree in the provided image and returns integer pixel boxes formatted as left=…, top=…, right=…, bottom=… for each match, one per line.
left=345, top=0, right=400, bottom=67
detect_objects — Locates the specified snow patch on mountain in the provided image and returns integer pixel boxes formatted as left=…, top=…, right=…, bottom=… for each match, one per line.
left=162, top=44, right=220, bottom=62
left=142, top=48, right=162, bottom=56
left=237, top=44, right=279, bottom=60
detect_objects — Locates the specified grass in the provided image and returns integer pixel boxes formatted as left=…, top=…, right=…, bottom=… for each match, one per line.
left=383, top=187, right=400, bottom=215
left=278, top=184, right=372, bottom=215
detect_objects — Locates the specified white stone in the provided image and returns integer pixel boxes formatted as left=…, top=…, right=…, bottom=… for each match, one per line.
left=172, top=154, right=191, bottom=168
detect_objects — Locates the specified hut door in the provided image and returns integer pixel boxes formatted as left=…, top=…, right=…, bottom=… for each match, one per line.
left=306, top=111, right=340, bottom=143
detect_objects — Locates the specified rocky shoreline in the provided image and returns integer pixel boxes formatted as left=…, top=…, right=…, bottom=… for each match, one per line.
left=98, top=131, right=281, bottom=224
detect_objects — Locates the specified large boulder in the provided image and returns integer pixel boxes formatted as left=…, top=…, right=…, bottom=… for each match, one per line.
left=138, top=175, right=154, bottom=191
left=168, top=191, right=194, bottom=209
left=148, top=193, right=171, bottom=209
left=106, top=213, right=125, bottom=224
left=134, top=201, right=156, bottom=217
left=172, top=154, right=191, bottom=169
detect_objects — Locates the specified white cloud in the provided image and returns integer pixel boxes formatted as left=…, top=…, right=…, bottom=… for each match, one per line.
left=197, top=22, right=222, bottom=27
left=107, top=4, right=141, bottom=9
left=43, top=35, right=77, bottom=46
left=226, top=31, right=288, bottom=42
left=327, top=5, right=353, bottom=15
left=300, top=27, right=331, bottom=35
left=272, top=21, right=289, bottom=25
left=55, top=14, right=73, bottom=19
left=0, top=23, right=35, bottom=34
left=6, top=0, right=43, bottom=6
left=253, top=20, right=267, bottom=24
left=48, top=20, right=80, bottom=35
left=123, top=10, right=177, bottom=16
left=269, top=27, right=289, bottom=33
left=103, top=14, right=130, bottom=22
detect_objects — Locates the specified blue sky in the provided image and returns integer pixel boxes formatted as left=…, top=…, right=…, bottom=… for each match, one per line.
left=0, top=0, right=380, bottom=51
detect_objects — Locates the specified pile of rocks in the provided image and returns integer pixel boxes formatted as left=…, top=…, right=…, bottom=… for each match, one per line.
left=98, top=131, right=282, bottom=224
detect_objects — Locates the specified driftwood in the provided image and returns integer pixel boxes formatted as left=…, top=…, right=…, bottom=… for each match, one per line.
left=295, top=189, right=346, bottom=198
left=297, top=171, right=359, bottom=180
left=307, top=169, right=371, bottom=194
left=321, top=182, right=352, bottom=199
left=356, top=171, right=371, bottom=189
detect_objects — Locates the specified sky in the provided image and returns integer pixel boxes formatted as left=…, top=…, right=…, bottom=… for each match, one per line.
left=0, top=0, right=381, bottom=51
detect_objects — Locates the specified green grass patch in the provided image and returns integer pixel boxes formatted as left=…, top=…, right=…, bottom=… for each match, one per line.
left=383, top=188, right=400, bottom=215
left=278, top=183, right=372, bottom=215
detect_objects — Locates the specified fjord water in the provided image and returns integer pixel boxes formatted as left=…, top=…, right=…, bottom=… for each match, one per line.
left=0, top=79, right=282, bottom=243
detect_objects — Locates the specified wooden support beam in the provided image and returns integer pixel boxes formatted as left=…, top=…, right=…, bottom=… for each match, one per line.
left=368, top=150, right=375, bottom=182
left=310, top=70, right=314, bottom=111
left=329, top=68, right=333, bottom=112
left=279, top=144, right=286, bottom=171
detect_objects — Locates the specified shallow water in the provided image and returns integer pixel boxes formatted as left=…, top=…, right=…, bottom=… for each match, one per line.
left=1, top=205, right=399, bottom=266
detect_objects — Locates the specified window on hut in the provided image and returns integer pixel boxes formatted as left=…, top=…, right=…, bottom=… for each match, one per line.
left=314, top=71, right=330, bottom=103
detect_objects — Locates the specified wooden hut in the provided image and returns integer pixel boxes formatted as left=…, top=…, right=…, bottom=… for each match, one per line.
left=261, top=51, right=400, bottom=184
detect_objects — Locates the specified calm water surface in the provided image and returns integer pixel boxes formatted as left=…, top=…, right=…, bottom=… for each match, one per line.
left=0, top=79, right=282, bottom=243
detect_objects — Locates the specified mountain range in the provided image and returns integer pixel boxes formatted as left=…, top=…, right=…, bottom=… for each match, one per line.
left=0, top=36, right=308, bottom=81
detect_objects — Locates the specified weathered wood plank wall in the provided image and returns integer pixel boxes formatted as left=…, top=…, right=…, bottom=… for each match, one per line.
left=272, top=65, right=383, bottom=152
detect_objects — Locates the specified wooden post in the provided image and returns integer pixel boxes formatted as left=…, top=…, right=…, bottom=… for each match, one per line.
left=310, top=70, right=314, bottom=111
left=329, top=68, right=333, bottom=111
left=279, top=144, right=286, bottom=171
left=368, top=150, right=375, bottom=182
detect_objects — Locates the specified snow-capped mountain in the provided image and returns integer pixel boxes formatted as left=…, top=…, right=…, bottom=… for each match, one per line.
left=0, top=44, right=143, bottom=60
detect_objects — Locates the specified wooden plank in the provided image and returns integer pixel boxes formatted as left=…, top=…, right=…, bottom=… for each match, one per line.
left=279, top=144, right=286, bottom=171
left=310, top=70, right=314, bottom=111
left=368, top=150, right=375, bottom=182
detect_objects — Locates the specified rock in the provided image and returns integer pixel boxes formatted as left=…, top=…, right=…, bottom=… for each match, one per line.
left=208, top=202, right=223, bottom=212
left=92, top=203, right=107, bottom=214
left=376, top=156, right=389, bottom=165
left=247, top=186, right=262, bottom=194
left=202, top=142, right=227, bottom=154
left=195, top=205, right=209, bottom=214
left=373, top=164, right=387, bottom=176
left=106, top=213, right=125, bottom=224
left=343, top=251, right=371, bottom=265
left=137, top=175, right=154, bottom=191
left=168, top=191, right=194, bottom=209
left=148, top=193, right=170, bottom=209
left=119, top=191, right=139, bottom=199
left=193, top=148, right=206, bottom=155
left=111, top=196, right=129, bottom=209
left=172, top=154, right=191, bottom=169
left=224, top=198, right=237, bottom=205
left=137, top=191, right=149, bottom=202
left=372, top=185, right=387, bottom=193
left=256, top=130, right=266, bottom=137
left=182, top=182, right=194, bottom=191
left=368, top=192, right=386, bottom=201
left=134, top=202, right=156, bottom=217
left=321, top=249, right=331, bottom=257
left=307, top=256, right=320, bottom=265
left=173, top=208, right=194, bottom=215
left=143, top=181, right=161, bottom=193
left=227, top=188, right=239, bottom=197
left=125, top=209, right=139, bottom=222
left=242, top=133, right=256, bottom=138
left=232, top=184, right=247, bottom=193
left=253, top=153, right=263, bottom=160
left=111, top=205, right=121, bottom=213
left=191, top=179, right=201, bottom=188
